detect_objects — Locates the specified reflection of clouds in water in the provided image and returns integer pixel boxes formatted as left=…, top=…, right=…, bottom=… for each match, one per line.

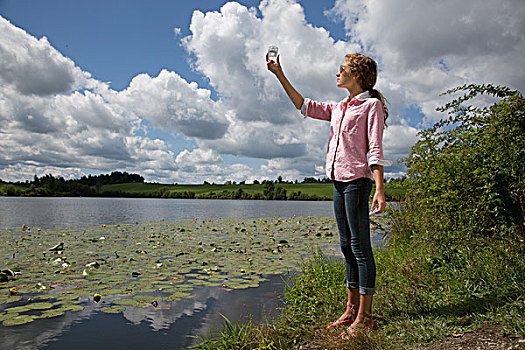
left=122, top=275, right=284, bottom=337
left=190, top=276, right=284, bottom=340
left=0, top=276, right=285, bottom=349
left=0, top=297, right=100, bottom=350
left=122, top=286, right=221, bottom=331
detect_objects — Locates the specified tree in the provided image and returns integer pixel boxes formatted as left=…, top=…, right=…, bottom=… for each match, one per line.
left=274, top=186, right=287, bottom=200
left=263, top=182, right=275, bottom=200
left=402, top=84, right=524, bottom=239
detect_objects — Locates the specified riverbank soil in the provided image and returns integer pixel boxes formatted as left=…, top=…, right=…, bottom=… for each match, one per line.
left=412, top=325, right=521, bottom=349
left=298, top=325, right=521, bottom=350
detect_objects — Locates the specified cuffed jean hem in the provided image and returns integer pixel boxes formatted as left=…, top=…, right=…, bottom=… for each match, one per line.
left=359, top=286, right=375, bottom=295
left=347, top=281, right=359, bottom=290
left=347, top=282, right=375, bottom=295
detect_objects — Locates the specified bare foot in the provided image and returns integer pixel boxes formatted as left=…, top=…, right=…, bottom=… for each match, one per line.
left=327, top=304, right=358, bottom=329
left=341, top=315, right=376, bottom=339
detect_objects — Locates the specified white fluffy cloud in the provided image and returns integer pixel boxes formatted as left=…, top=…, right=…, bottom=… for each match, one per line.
left=1, top=0, right=524, bottom=183
left=328, top=0, right=525, bottom=124
left=0, top=16, right=230, bottom=183
left=0, top=17, right=100, bottom=97
left=111, top=70, right=229, bottom=140
left=182, top=0, right=358, bottom=169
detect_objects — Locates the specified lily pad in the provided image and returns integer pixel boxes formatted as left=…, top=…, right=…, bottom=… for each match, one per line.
left=39, top=308, right=67, bottom=319
left=100, top=306, right=126, bottom=314
left=113, top=298, right=139, bottom=307
left=5, top=302, right=53, bottom=314
left=133, top=294, right=157, bottom=303
left=0, top=216, right=388, bottom=323
left=2, top=314, right=37, bottom=326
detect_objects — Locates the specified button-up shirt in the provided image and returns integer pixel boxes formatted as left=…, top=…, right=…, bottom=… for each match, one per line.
left=301, top=91, right=392, bottom=182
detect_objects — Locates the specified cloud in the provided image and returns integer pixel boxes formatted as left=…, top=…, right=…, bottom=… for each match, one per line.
left=181, top=0, right=417, bottom=178
left=0, top=17, right=97, bottom=96
left=175, top=148, right=223, bottom=170
left=0, top=15, right=224, bottom=182
left=327, top=0, right=525, bottom=124
left=0, top=16, right=136, bottom=173
left=111, top=70, right=229, bottom=140
left=0, top=0, right=420, bottom=183
left=4, top=0, right=521, bottom=184
left=0, top=88, right=133, bottom=169
left=0, top=164, right=85, bottom=182
left=182, top=0, right=359, bottom=167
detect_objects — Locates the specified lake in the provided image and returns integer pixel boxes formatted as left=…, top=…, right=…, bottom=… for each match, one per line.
left=0, top=197, right=387, bottom=350
left=0, top=197, right=334, bottom=229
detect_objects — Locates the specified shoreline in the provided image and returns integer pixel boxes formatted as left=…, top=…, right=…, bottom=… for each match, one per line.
left=1, top=181, right=406, bottom=202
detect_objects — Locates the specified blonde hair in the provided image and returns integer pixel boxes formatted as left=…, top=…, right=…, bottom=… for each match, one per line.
left=344, top=53, right=389, bottom=123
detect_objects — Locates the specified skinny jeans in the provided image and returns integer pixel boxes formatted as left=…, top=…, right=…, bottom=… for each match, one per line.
left=333, top=178, right=376, bottom=295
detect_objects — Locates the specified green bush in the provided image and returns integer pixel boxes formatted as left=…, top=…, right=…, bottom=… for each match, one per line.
left=401, top=84, right=524, bottom=241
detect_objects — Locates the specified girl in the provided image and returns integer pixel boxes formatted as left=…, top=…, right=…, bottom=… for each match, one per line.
left=267, top=52, right=391, bottom=338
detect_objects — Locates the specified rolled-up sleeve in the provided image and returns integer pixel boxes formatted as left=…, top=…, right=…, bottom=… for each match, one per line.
left=368, top=100, right=393, bottom=167
left=300, top=98, right=333, bottom=122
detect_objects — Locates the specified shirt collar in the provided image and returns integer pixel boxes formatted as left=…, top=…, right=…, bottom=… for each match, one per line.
left=348, top=90, right=370, bottom=102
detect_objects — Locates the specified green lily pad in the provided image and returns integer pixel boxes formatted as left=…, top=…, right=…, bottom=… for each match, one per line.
left=5, top=301, right=53, bottom=314
left=100, top=306, right=126, bottom=314
left=113, top=298, right=139, bottom=307
left=0, top=295, right=22, bottom=304
left=2, top=314, right=37, bottom=326
left=39, top=308, right=67, bottom=318
left=133, top=294, right=157, bottom=303
left=0, top=312, right=15, bottom=322
left=0, top=216, right=387, bottom=322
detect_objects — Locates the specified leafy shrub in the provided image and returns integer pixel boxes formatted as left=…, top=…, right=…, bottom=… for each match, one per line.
left=400, top=84, right=524, bottom=241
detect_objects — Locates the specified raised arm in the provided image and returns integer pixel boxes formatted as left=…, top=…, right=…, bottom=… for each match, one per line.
left=266, top=54, right=304, bottom=110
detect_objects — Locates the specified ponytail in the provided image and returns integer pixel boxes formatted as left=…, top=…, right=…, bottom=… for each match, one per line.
left=369, top=88, right=389, bottom=126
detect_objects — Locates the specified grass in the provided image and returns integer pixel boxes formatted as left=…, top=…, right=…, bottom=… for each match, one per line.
left=101, top=182, right=330, bottom=195
left=99, top=182, right=405, bottom=201
left=189, top=217, right=525, bottom=349
left=1, top=180, right=406, bottom=201
left=101, top=182, right=334, bottom=197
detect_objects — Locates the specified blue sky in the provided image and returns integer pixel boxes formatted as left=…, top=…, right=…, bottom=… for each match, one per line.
left=1, top=0, right=523, bottom=183
left=1, top=0, right=344, bottom=91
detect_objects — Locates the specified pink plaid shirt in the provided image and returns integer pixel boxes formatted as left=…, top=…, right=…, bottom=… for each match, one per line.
left=301, top=91, right=392, bottom=182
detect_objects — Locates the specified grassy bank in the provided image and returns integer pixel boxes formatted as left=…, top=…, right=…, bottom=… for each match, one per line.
left=190, top=229, right=525, bottom=349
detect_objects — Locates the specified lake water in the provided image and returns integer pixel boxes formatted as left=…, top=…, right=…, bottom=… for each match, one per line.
left=0, top=197, right=387, bottom=350
left=0, top=197, right=334, bottom=229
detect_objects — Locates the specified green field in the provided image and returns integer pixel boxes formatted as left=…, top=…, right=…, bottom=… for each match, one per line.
left=102, top=182, right=331, bottom=195
left=100, top=182, right=405, bottom=201
left=1, top=181, right=406, bottom=201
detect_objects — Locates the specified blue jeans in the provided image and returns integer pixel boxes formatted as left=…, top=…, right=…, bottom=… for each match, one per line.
left=333, top=178, right=376, bottom=295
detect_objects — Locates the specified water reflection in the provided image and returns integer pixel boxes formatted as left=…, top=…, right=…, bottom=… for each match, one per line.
left=0, top=197, right=334, bottom=229
left=0, top=198, right=390, bottom=349
left=0, top=275, right=285, bottom=350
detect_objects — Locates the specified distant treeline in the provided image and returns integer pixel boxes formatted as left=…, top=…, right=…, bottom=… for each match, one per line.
left=1, top=172, right=144, bottom=197
left=101, top=189, right=331, bottom=201
left=102, top=182, right=334, bottom=201
left=0, top=172, right=406, bottom=201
